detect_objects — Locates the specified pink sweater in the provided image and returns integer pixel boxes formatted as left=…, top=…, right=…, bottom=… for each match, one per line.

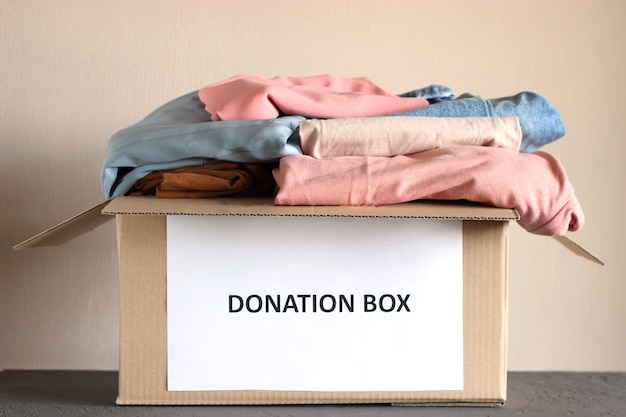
left=198, top=74, right=428, bottom=121
left=273, top=146, right=584, bottom=236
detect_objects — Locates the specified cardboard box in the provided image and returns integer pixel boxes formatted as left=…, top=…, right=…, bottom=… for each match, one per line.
left=16, top=196, right=527, bottom=406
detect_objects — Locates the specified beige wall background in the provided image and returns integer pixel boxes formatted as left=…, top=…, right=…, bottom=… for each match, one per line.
left=1, top=0, right=625, bottom=372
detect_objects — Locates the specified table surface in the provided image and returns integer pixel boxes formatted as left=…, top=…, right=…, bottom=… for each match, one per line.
left=0, top=370, right=624, bottom=417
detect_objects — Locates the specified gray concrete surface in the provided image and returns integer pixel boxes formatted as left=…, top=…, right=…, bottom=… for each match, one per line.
left=0, top=370, right=624, bottom=416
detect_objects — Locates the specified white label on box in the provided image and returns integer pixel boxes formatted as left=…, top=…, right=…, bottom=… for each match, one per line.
left=167, top=215, right=463, bottom=392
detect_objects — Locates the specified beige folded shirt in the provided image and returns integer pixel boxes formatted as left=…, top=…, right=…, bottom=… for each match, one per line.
left=299, top=116, right=522, bottom=158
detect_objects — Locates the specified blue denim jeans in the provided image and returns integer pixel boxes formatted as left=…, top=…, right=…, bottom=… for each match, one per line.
left=398, top=84, right=456, bottom=103
left=392, top=88, right=566, bottom=153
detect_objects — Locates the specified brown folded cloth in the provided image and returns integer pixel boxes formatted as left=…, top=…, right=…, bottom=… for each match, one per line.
left=128, top=162, right=277, bottom=198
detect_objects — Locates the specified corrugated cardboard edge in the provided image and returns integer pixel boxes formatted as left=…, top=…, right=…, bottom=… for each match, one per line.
left=115, top=215, right=508, bottom=406
left=103, top=196, right=520, bottom=220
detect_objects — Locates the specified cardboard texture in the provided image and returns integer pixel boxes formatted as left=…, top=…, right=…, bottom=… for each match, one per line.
left=116, top=215, right=508, bottom=405
left=105, top=197, right=511, bottom=406
left=102, top=196, right=520, bottom=220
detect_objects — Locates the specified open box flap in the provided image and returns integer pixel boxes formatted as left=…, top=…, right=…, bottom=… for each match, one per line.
left=13, top=196, right=603, bottom=265
left=13, top=201, right=113, bottom=250
left=553, top=235, right=604, bottom=266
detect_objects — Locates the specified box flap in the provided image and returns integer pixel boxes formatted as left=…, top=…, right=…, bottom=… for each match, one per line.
left=13, top=201, right=113, bottom=250
left=102, top=196, right=520, bottom=220
left=553, top=235, right=604, bottom=266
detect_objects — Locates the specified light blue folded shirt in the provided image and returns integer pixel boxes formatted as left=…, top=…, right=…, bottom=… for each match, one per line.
left=101, top=91, right=304, bottom=199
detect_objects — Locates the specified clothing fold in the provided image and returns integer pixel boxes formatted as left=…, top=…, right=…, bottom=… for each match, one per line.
left=299, top=116, right=522, bottom=158
left=389, top=91, right=566, bottom=153
left=100, top=91, right=303, bottom=199
left=198, top=74, right=429, bottom=121
left=128, top=162, right=277, bottom=198
left=273, top=146, right=584, bottom=236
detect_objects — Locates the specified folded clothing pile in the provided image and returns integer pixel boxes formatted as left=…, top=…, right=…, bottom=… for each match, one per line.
left=101, top=74, right=582, bottom=236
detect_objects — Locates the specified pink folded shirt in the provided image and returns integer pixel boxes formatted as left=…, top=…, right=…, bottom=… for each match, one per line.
left=198, top=74, right=429, bottom=121
left=299, top=116, right=522, bottom=158
left=273, top=146, right=584, bottom=236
